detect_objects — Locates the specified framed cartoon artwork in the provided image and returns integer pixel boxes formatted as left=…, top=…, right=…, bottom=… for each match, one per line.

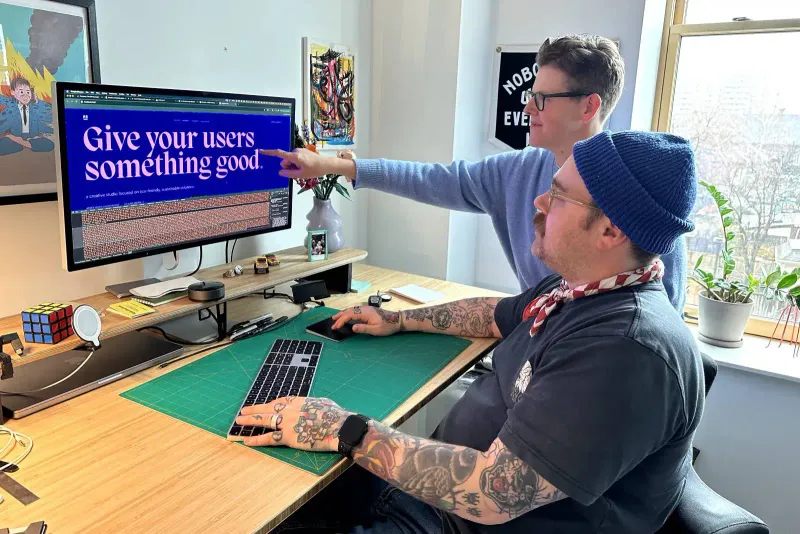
left=0, top=0, right=101, bottom=205
left=302, top=37, right=356, bottom=151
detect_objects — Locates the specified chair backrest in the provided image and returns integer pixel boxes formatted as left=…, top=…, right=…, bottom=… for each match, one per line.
left=700, top=351, right=718, bottom=397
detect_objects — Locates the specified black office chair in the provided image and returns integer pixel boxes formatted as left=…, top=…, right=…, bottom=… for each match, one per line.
left=656, top=353, right=769, bottom=534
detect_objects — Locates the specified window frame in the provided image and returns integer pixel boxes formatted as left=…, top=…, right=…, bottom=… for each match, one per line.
left=651, top=0, right=800, bottom=338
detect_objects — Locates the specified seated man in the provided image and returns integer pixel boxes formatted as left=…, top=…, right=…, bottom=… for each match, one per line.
left=236, top=131, right=704, bottom=533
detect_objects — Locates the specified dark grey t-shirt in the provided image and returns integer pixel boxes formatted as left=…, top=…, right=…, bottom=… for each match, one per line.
left=434, top=276, right=704, bottom=534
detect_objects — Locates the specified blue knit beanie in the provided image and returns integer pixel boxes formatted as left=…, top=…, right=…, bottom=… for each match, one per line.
left=573, top=131, right=697, bottom=255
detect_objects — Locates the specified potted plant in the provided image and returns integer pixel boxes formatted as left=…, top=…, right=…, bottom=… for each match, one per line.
left=692, top=181, right=760, bottom=348
left=761, top=267, right=800, bottom=356
left=294, top=123, right=352, bottom=253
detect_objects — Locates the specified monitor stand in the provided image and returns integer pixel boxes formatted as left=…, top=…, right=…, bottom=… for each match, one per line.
left=105, top=278, right=161, bottom=298
left=0, top=330, right=183, bottom=419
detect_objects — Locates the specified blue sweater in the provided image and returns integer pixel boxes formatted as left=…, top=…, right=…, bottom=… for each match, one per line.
left=354, top=147, right=687, bottom=312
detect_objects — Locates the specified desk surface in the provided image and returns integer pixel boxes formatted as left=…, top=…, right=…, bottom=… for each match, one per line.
left=0, top=264, right=506, bottom=532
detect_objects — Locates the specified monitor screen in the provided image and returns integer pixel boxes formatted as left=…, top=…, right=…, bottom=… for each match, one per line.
left=53, top=82, right=294, bottom=271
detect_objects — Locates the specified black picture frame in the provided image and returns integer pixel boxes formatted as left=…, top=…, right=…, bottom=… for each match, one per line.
left=0, top=0, right=101, bottom=206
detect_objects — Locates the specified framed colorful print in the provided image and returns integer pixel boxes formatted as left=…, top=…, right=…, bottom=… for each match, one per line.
left=302, top=37, right=356, bottom=151
left=307, top=229, right=328, bottom=262
left=0, top=0, right=101, bottom=205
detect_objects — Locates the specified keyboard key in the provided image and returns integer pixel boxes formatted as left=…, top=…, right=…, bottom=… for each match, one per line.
left=297, top=340, right=307, bottom=352
left=229, top=425, right=242, bottom=435
left=299, top=385, right=310, bottom=396
left=304, top=344, right=314, bottom=355
left=240, top=427, right=254, bottom=437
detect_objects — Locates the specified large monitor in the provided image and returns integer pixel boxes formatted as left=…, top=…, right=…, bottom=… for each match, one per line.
left=53, top=82, right=294, bottom=271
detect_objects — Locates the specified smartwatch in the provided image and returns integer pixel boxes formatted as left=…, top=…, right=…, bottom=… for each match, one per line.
left=337, top=414, right=371, bottom=458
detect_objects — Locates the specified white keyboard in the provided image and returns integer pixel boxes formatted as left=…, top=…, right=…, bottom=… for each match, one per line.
left=129, top=276, right=201, bottom=299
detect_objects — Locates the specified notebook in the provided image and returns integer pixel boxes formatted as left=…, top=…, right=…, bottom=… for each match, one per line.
left=387, top=284, right=445, bottom=304
left=107, top=300, right=157, bottom=319
left=131, top=291, right=189, bottom=307
left=129, top=276, right=199, bottom=299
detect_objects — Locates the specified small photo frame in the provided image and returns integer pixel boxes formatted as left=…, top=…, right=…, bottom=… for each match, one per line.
left=308, top=230, right=328, bottom=262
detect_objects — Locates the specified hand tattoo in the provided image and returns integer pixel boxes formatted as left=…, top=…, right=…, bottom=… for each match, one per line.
left=467, top=507, right=481, bottom=517
left=376, top=308, right=400, bottom=325
left=293, top=398, right=349, bottom=449
left=272, top=431, right=283, bottom=442
left=253, top=414, right=263, bottom=421
left=480, top=445, right=565, bottom=519
left=402, top=298, right=497, bottom=337
left=354, top=306, right=362, bottom=314
left=274, top=402, right=286, bottom=413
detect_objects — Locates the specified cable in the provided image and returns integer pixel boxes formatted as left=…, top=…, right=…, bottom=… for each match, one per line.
left=225, top=240, right=230, bottom=264
left=137, top=326, right=216, bottom=346
left=0, top=346, right=96, bottom=396
left=164, top=250, right=180, bottom=271
left=0, top=426, right=33, bottom=474
left=230, top=239, right=238, bottom=262
left=188, top=246, right=203, bottom=276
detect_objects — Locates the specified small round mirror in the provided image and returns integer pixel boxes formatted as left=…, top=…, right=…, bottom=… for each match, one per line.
left=73, top=305, right=102, bottom=348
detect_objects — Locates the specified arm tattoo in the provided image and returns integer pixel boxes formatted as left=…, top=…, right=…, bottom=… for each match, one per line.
left=354, top=421, right=477, bottom=512
left=402, top=298, right=498, bottom=337
left=480, top=443, right=565, bottom=519
left=353, top=423, right=565, bottom=524
left=293, top=398, right=349, bottom=449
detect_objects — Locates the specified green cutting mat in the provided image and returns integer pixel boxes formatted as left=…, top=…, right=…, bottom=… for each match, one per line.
left=120, top=307, right=471, bottom=475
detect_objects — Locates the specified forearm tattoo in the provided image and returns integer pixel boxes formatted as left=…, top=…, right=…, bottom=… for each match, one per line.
left=402, top=298, right=498, bottom=337
left=353, top=421, right=565, bottom=522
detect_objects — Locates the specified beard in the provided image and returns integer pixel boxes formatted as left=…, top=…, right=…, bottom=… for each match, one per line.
left=531, top=211, right=547, bottom=260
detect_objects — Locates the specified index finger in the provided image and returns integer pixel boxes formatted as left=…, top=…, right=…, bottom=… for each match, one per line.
left=259, top=148, right=295, bottom=160
left=332, top=310, right=357, bottom=330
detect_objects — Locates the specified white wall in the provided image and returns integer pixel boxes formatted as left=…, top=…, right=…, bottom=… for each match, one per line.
left=694, top=367, right=800, bottom=534
left=445, top=0, right=496, bottom=287
left=0, top=0, right=371, bottom=315
left=471, top=0, right=650, bottom=295
left=366, top=0, right=463, bottom=280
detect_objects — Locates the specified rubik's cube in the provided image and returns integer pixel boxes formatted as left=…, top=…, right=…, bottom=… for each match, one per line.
left=21, top=302, right=74, bottom=344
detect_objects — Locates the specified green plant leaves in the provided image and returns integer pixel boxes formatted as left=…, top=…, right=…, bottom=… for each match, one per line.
left=778, top=273, right=798, bottom=290
left=334, top=183, right=352, bottom=201
left=722, top=215, right=733, bottom=228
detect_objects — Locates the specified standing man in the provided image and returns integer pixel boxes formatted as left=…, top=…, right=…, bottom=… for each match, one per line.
left=263, top=35, right=689, bottom=312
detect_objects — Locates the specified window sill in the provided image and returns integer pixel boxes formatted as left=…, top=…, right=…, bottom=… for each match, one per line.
left=689, top=324, right=800, bottom=384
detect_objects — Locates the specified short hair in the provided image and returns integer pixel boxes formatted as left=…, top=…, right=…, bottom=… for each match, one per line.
left=582, top=210, right=659, bottom=265
left=9, top=77, right=31, bottom=91
left=537, top=35, right=625, bottom=123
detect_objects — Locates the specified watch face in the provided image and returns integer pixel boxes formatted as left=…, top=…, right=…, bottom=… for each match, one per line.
left=340, top=414, right=369, bottom=444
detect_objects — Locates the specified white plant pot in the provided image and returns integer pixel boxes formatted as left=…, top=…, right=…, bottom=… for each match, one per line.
left=697, top=290, right=754, bottom=348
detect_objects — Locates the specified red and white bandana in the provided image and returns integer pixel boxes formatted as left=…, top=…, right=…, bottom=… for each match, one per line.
left=522, top=260, right=665, bottom=337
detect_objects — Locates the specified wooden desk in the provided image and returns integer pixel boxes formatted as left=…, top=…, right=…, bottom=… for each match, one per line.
left=0, top=264, right=506, bottom=532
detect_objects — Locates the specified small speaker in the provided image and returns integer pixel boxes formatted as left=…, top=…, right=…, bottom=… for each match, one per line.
left=73, top=305, right=102, bottom=348
left=188, top=281, right=225, bottom=302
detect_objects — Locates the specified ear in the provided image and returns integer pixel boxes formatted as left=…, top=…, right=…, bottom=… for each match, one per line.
left=595, top=219, right=629, bottom=251
left=582, top=94, right=603, bottom=124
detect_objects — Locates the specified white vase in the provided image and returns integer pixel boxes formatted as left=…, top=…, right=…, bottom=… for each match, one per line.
left=304, top=197, right=344, bottom=253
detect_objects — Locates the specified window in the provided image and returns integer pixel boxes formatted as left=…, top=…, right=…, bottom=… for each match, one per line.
left=653, top=1, right=800, bottom=332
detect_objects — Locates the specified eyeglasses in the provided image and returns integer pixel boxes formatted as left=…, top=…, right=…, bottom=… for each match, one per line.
left=548, top=182, right=600, bottom=211
left=523, top=90, right=592, bottom=111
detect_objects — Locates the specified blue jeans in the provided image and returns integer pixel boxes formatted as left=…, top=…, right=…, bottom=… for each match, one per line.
left=274, top=466, right=444, bottom=534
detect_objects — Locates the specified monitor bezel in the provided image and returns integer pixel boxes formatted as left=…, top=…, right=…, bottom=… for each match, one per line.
left=54, top=81, right=295, bottom=272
